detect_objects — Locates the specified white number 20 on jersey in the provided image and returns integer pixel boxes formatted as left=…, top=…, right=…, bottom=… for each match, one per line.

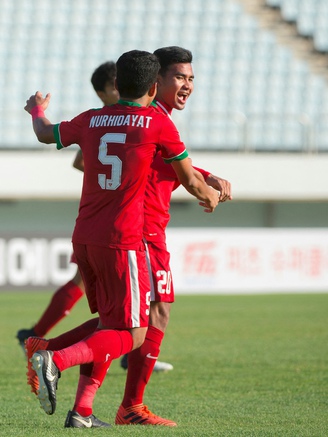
left=98, top=133, right=125, bottom=190
left=157, top=270, right=172, bottom=294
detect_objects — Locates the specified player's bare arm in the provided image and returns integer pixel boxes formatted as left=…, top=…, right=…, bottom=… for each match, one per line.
left=73, top=149, right=84, bottom=172
left=206, top=174, right=232, bottom=202
left=24, top=91, right=55, bottom=143
left=171, top=159, right=218, bottom=213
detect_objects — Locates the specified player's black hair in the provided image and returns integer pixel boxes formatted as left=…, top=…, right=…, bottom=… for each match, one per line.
left=153, top=46, right=193, bottom=76
left=90, top=61, right=116, bottom=92
left=116, top=50, right=160, bottom=99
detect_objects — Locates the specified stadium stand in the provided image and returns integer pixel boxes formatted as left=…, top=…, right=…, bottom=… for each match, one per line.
left=266, top=0, right=328, bottom=52
left=0, top=0, right=327, bottom=151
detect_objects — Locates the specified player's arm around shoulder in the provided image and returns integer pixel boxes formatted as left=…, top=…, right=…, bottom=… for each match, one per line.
left=24, top=91, right=56, bottom=144
left=171, top=158, right=219, bottom=213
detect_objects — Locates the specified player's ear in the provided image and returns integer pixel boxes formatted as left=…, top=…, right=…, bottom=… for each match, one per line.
left=148, top=82, right=157, bottom=98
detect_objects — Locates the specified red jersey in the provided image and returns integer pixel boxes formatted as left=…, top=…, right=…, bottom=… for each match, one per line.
left=53, top=101, right=188, bottom=249
left=143, top=100, right=210, bottom=243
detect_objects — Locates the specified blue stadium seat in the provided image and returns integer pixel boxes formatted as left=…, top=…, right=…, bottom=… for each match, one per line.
left=1, top=0, right=328, bottom=151
left=281, top=0, right=299, bottom=22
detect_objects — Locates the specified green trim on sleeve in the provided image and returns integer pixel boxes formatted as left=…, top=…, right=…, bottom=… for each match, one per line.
left=53, top=124, right=64, bottom=150
left=163, top=150, right=189, bottom=164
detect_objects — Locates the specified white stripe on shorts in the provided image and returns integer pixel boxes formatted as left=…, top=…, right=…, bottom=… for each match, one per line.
left=128, top=250, right=140, bottom=328
left=144, top=240, right=155, bottom=301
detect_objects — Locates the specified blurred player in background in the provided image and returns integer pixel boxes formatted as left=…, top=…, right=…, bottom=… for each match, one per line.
left=24, top=49, right=219, bottom=427
left=16, top=61, right=173, bottom=373
left=24, top=46, right=231, bottom=427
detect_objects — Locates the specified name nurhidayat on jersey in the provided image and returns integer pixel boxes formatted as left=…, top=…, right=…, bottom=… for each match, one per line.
left=89, top=114, right=152, bottom=129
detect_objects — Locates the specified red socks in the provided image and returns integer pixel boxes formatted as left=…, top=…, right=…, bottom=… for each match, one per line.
left=33, top=280, right=84, bottom=337
left=53, top=329, right=133, bottom=372
left=73, top=374, right=100, bottom=417
left=53, top=329, right=133, bottom=417
left=122, top=325, right=164, bottom=408
left=47, top=318, right=99, bottom=350
left=49, top=326, right=165, bottom=415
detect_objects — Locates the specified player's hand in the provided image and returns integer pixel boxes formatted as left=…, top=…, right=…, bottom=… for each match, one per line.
left=24, top=91, right=51, bottom=114
left=206, top=174, right=232, bottom=202
left=199, top=188, right=219, bottom=213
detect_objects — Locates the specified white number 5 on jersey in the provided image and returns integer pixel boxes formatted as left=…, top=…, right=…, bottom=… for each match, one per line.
left=98, top=133, right=125, bottom=190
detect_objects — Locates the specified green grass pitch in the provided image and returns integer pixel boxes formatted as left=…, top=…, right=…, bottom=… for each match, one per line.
left=0, top=291, right=327, bottom=436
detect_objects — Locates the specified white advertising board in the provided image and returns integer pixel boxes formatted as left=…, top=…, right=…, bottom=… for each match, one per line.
left=166, top=228, right=328, bottom=294
left=0, top=229, right=327, bottom=293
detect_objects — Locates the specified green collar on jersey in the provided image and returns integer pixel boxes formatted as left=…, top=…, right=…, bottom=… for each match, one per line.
left=117, top=99, right=142, bottom=107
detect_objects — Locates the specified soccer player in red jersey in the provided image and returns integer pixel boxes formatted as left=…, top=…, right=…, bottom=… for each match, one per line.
left=116, top=46, right=232, bottom=426
left=24, top=50, right=218, bottom=427
left=59, top=48, right=231, bottom=427
left=16, top=61, right=118, bottom=350
left=18, top=60, right=172, bottom=373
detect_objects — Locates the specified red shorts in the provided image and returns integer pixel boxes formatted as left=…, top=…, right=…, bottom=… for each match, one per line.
left=144, top=240, right=175, bottom=303
left=73, top=243, right=150, bottom=329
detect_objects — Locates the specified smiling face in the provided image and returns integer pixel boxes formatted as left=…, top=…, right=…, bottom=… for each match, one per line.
left=156, top=63, right=194, bottom=111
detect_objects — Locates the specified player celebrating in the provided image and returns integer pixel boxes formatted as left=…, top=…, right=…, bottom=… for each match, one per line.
left=17, top=60, right=172, bottom=373
left=25, top=46, right=231, bottom=427
left=24, top=50, right=218, bottom=427
left=116, top=46, right=231, bottom=426
left=16, top=63, right=117, bottom=352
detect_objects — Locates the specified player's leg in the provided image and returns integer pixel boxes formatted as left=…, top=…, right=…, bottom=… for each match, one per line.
left=143, top=240, right=173, bottom=370
left=33, top=268, right=85, bottom=336
left=25, top=317, right=99, bottom=395
left=149, top=303, right=173, bottom=372
left=116, top=241, right=176, bottom=427
left=122, top=301, right=171, bottom=402
left=64, top=325, right=147, bottom=428
left=16, top=263, right=85, bottom=352
left=32, top=244, right=150, bottom=425
left=120, top=300, right=173, bottom=371
left=116, top=302, right=174, bottom=425
left=32, top=327, right=136, bottom=417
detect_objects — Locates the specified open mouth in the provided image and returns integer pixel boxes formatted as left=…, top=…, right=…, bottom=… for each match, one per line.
left=177, top=92, right=189, bottom=104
